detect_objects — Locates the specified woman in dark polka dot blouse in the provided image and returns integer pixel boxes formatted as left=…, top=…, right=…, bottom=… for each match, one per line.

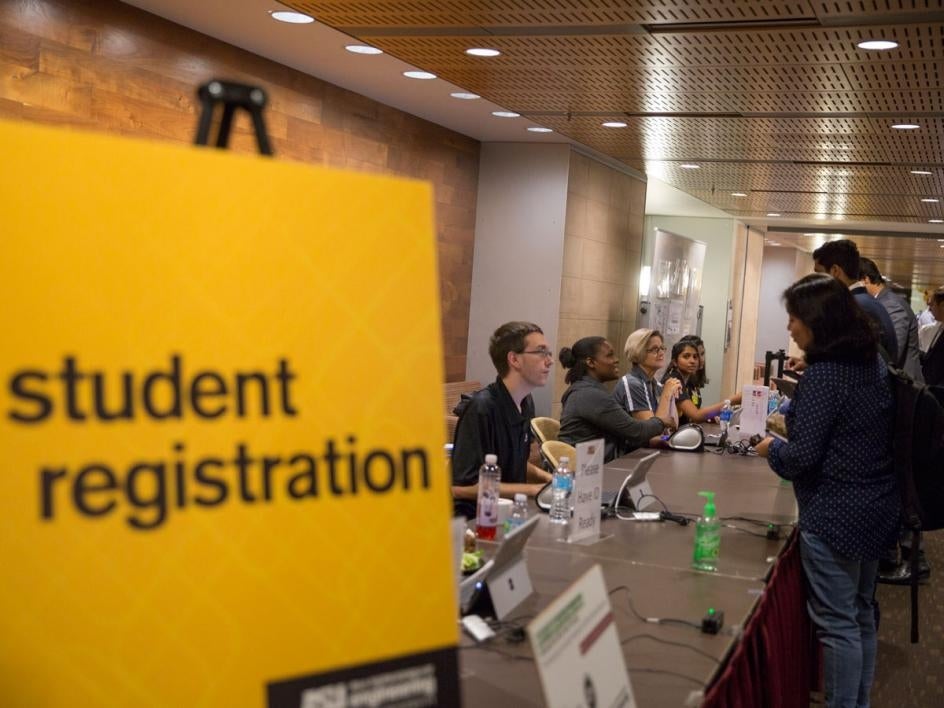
left=755, top=273, right=899, bottom=708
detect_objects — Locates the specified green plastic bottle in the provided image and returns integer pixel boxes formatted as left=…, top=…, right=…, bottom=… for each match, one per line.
left=692, top=491, right=720, bottom=572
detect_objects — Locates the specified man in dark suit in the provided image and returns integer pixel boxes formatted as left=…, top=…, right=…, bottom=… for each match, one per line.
left=812, top=240, right=899, bottom=363
left=859, top=257, right=923, bottom=382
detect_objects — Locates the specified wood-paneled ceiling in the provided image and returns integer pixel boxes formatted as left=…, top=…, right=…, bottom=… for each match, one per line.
left=764, top=230, right=944, bottom=294
left=282, top=0, right=944, bottom=234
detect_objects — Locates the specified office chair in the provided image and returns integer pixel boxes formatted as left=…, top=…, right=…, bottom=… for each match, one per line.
left=530, top=417, right=561, bottom=445
left=541, top=440, right=577, bottom=472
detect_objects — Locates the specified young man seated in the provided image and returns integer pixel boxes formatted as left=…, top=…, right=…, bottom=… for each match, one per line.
left=451, top=321, right=554, bottom=518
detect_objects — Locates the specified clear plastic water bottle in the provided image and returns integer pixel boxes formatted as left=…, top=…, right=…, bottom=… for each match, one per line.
left=719, top=400, right=732, bottom=434
left=549, top=456, right=572, bottom=526
left=475, top=454, right=501, bottom=541
left=767, top=390, right=781, bottom=415
left=507, top=493, right=528, bottom=532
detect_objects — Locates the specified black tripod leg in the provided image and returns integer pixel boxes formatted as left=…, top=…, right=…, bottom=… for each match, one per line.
left=216, top=104, right=236, bottom=149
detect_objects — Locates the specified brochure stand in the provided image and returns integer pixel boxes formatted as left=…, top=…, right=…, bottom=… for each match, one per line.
left=194, top=80, right=273, bottom=155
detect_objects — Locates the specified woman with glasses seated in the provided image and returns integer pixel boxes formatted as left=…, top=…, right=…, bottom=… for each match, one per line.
left=661, top=337, right=741, bottom=425
left=558, top=337, right=680, bottom=462
left=615, top=329, right=684, bottom=425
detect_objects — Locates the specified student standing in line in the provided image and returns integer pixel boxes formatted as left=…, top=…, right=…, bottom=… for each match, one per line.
left=859, top=257, right=923, bottom=382
left=812, top=239, right=898, bottom=363
left=754, top=274, right=899, bottom=708
left=558, top=336, right=678, bottom=462
left=917, top=287, right=937, bottom=329
left=921, top=287, right=944, bottom=386
left=661, top=339, right=741, bottom=424
left=451, top=321, right=554, bottom=517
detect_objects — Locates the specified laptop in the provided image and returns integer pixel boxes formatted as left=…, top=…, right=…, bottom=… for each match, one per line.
left=601, top=451, right=661, bottom=513
left=458, top=514, right=540, bottom=615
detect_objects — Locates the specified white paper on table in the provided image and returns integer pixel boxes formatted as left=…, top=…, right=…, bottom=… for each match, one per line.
left=528, top=565, right=636, bottom=708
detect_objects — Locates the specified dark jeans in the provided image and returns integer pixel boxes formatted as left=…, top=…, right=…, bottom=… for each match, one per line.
left=801, top=531, right=879, bottom=708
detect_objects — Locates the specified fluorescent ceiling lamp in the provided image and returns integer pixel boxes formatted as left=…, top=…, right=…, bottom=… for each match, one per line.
left=892, top=123, right=920, bottom=130
left=492, top=111, right=520, bottom=118
left=768, top=241, right=781, bottom=246
left=932, top=220, right=944, bottom=224
left=731, top=192, right=747, bottom=197
left=921, top=198, right=940, bottom=203
left=450, top=92, right=480, bottom=100
left=767, top=212, right=781, bottom=217
left=912, top=170, right=933, bottom=175
left=466, top=48, right=501, bottom=57
left=527, top=127, right=553, bottom=133
left=271, top=11, right=314, bottom=23
left=602, top=121, right=627, bottom=128
left=345, top=45, right=382, bottom=55
left=680, top=164, right=700, bottom=169
left=403, top=70, right=436, bottom=80
left=857, top=40, right=898, bottom=50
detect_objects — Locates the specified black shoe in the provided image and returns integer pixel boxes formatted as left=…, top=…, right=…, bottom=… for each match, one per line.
left=878, top=557, right=899, bottom=573
left=877, top=559, right=931, bottom=585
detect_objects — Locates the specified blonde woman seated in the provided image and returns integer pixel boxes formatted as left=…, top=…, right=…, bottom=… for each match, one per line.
left=614, top=329, right=683, bottom=425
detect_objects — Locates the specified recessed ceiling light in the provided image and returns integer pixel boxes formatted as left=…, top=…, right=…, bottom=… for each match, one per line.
left=857, top=39, right=898, bottom=51
left=403, top=70, right=436, bottom=80
left=270, top=11, right=315, bottom=23
left=932, top=220, right=944, bottom=224
left=465, top=47, right=501, bottom=57
left=767, top=213, right=781, bottom=217
left=492, top=111, right=520, bottom=118
left=680, top=164, right=700, bottom=169
left=602, top=121, right=627, bottom=128
left=731, top=192, right=747, bottom=197
left=450, top=92, right=480, bottom=100
left=921, top=198, right=940, bottom=203
left=345, top=44, right=383, bottom=55
left=527, top=127, right=553, bottom=133
left=892, top=123, right=921, bottom=130
left=912, top=170, right=933, bottom=175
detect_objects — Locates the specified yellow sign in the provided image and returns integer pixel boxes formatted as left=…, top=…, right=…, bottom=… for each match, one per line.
left=0, top=120, right=458, bottom=706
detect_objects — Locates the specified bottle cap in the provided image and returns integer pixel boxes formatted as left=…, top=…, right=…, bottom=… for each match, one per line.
left=485, top=454, right=498, bottom=465
left=723, top=399, right=731, bottom=406
left=514, top=493, right=527, bottom=503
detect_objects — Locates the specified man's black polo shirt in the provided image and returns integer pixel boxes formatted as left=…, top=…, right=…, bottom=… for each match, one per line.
left=451, top=377, right=535, bottom=516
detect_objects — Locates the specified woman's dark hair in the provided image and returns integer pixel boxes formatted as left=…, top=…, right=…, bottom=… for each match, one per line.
left=662, top=340, right=697, bottom=385
left=678, top=334, right=708, bottom=387
left=559, top=336, right=607, bottom=384
left=783, top=273, right=878, bottom=365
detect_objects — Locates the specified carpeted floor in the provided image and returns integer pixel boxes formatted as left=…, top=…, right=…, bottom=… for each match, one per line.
left=872, top=529, right=944, bottom=707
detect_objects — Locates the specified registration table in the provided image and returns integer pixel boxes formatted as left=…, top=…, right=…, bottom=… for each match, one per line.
left=459, top=439, right=815, bottom=707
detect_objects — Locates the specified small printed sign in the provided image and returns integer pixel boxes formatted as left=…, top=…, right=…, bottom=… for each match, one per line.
left=571, top=440, right=604, bottom=543
left=740, top=385, right=771, bottom=437
left=528, top=565, right=635, bottom=708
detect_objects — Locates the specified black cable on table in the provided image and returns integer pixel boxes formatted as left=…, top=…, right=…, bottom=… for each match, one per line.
left=620, top=632, right=721, bottom=664
left=608, top=585, right=702, bottom=629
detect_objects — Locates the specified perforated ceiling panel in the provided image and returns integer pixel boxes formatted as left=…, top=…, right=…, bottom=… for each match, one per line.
left=283, top=0, right=944, bottom=269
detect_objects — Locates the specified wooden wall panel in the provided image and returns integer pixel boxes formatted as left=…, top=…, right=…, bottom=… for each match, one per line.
left=0, top=0, right=479, bottom=382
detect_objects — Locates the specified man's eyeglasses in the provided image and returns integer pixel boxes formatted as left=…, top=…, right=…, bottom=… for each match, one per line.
left=646, top=345, right=668, bottom=354
left=522, top=348, right=554, bottom=359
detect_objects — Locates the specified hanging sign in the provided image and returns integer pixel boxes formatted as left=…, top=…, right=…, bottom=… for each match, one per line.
left=0, top=120, right=458, bottom=707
